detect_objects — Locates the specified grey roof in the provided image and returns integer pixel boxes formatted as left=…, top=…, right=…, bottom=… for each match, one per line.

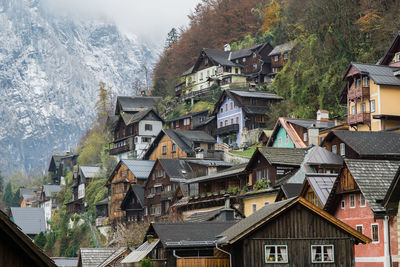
left=187, top=164, right=247, bottom=184
left=218, top=198, right=294, bottom=243
left=79, top=248, right=115, bottom=267
left=306, top=174, right=337, bottom=206
left=122, top=159, right=155, bottom=180
left=43, top=185, right=62, bottom=198
left=79, top=165, right=101, bottom=179
left=121, top=239, right=160, bottom=263
left=164, top=129, right=216, bottom=154
left=116, top=96, right=160, bottom=114
left=204, top=49, right=241, bottom=67
left=231, top=43, right=265, bottom=59
left=98, top=247, right=130, bottom=267
left=151, top=221, right=236, bottom=248
left=280, top=183, right=303, bottom=198
left=52, top=257, right=78, bottom=267
left=159, top=159, right=193, bottom=179
left=345, top=159, right=400, bottom=213
left=349, top=62, right=400, bottom=86
left=20, top=188, right=37, bottom=197
left=132, top=184, right=145, bottom=207
left=95, top=198, right=109, bottom=206
left=259, top=147, right=307, bottom=166
left=186, top=159, right=234, bottom=167
left=286, top=118, right=336, bottom=130
left=230, top=90, right=283, bottom=100
left=328, top=130, right=400, bottom=157
left=127, top=108, right=158, bottom=125
left=305, top=146, right=343, bottom=166
left=268, top=42, right=295, bottom=56
left=166, top=110, right=209, bottom=123
left=185, top=208, right=226, bottom=222
left=182, top=65, right=194, bottom=76
left=10, top=207, right=46, bottom=235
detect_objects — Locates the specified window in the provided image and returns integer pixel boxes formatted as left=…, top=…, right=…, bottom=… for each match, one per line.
left=165, top=201, right=170, bottom=213
left=236, top=117, right=239, bottom=124
left=363, top=77, right=369, bottom=87
left=278, top=137, right=282, bottom=146
left=220, top=121, right=223, bottom=127
left=396, top=53, right=400, bottom=62
left=225, top=120, right=228, bottom=126
left=332, top=145, right=337, bottom=154
left=340, top=143, right=345, bottom=157
left=311, top=245, right=334, bottom=263
left=230, top=102, right=233, bottom=110
left=242, top=58, right=246, bottom=62
left=351, top=105, right=356, bottom=115
left=341, top=200, right=345, bottom=209
left=142, top=137, right=151, bottom=143
left=253, top=63, right=257, bottom=69
left=252, top=204, right=257, bottom=213
left=360, top=194, right=366, bottom=207
left=264, top=202, right=269, bottom=206
left=274, top=55, right=279, bottom=62
left=220, top=108, right=223, bottom=113
left=303, top=133, right=308, bottom=142
left=145, top=124, right=152, bottom=131
left=349, top=194, right=355, bottom=208
left=356, top=225, right=363, bottom=234
left=200, top=72, right=203, bottom=80
left=235, top=68, right=239, bottom=74
left=371, top=100, right=375, bottom=113
left=225, top=103, right=228, bottom=111
left=166, top=185, right=171, bottom=191
left=231, top=118, right=234, bottom=124
left=183, top=118, right=190, bottom=126
left=265, top=245, right=288, bottom=263
left=362, top=102, right=366, bottom=112
left=162, top=146, right=167, bottom=155
left=356, top=78, right=361, bottom=88
left=285, top=133, right=289, bottom=145
left=236, top=59, right=239, bottom=63
left=284, top=53, right=288, bottom=60
left=372, top=224, right=379, bottom=242
left=253, top=53, right=256, bottom=58
left=172, top=143, right=176, bottom=153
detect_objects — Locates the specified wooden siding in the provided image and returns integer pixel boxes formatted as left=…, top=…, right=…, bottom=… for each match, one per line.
left=231, top=204, right=356, bottom=267
left=176, top=257, right=229, bottom=267
left=323, top=136, right=359, bottom=159
left=149, top=135, right=188, bottom=161
left=338, top=167, right=358, bottom=193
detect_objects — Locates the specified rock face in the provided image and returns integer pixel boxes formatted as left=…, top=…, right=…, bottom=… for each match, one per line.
left=0, top=0, right=158, bottom=175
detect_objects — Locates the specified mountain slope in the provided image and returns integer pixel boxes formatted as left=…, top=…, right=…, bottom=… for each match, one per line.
left=0, top=0, right=158, bottom=175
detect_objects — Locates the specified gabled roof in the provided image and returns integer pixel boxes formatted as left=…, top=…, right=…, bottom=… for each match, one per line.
left=10, top=208, right=46, bottom=235
left=254, top=147, right=307, bottom=166
left=121, top=184, right=145, bottom=210
left=286, top=118, right=336, bottom=129
left=379, top=31, right=400, bottom=65
left=203, top=49, right=241, bottom=67
left=79, top=165, right=101, bottom=179
left=114, top=96, right=161, bottom=115
left=121, top=239, right=160, bottom=263
left=321, top=130, right=400, bottom=157
left=268, top=42, right=295, bottom=56
left=217, top=197, right=370, bottom=245
left=275, top=183, right=303, bottom=201
left=48, top=155, right=63, bottom=172
left=343, top=62, right=400, bottom=86
left=231, top=42, right=269, bottom=59
left=383, top=167, right=400, bottom=213
left=166, top=110, right=208, bottom=123
left=158, top=159, right=193, bottom=180
left=78, top=248, right=116, bottom=267
left=149, top=221, right=236, bottom=248
left=98, top=247, right=131, bottom=267
left=42, top=185, right=62, bottom=198
left=0, top=209, right=56, bottom=266
left=126, top=108, right=163, bottom=125
left=304, top=146, right=343, bottom=166
left=52, top=257, right=77, bottom=267
left=187, top=163, right=248, bottom=184
left=300, top=174, right=337, bottom=206
left=121, top=159, right=155, bottom=180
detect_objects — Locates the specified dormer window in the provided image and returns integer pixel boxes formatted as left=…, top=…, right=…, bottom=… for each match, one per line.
left=274, top=55, right=279, bottom=62
left=363, top=77, right=369, bottom=87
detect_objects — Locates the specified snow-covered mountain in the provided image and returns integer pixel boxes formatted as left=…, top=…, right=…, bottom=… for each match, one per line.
left=0, top=0, right=158, bottom=175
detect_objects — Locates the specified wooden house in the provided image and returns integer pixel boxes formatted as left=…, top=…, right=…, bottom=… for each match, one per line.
left=217, top=197, right=370, bottom=267
left=144, top=129, right=217, bottom=161
left=274, top=183, right=303, bottom=202
left=40, top=185, right=61, bottom=229
left=0, top=209, right=56, bottom=266
left=267, top=113, right=338, bottom=148
left=167, top=110, right=209, bottom=130
left=259, top=129, right=273, bottom=145
left=324, top=159, right=400, bottom=266
left=299, top=173, right=337, bottom=209
left=106, top=159, right=154, bottom=224
left=98, top=247, right=132, bottom=267
left=268, top=42, right=295, bottom=77
left=95, top=198, right=108, bottom=226
left=213, top=89, right=282, bottom=147
left=19, top=187, right=40, bottom=208
left=240, top=188, right=279, bottom=217
left=47, top=153, right=78, bottom=185
left=321, top=130, right=400, bottom=159
left=9, top=207, right=46, bottom=238
left=108, top=96, right=163, bottom=159
left=77, top=248, right=116, bottom=267
left=120, top=184, right=145, bottom=223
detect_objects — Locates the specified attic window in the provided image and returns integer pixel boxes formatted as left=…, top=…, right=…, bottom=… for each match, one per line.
left=396, top=53, right=400, bottom=62
left=274, top=55, right=279, bottom=62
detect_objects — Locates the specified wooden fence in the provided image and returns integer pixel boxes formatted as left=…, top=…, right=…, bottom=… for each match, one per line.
left=176, top=257, right=229, bottom=267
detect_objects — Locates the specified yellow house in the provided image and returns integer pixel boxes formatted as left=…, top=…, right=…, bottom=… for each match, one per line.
left=241, top=189, right=278, bottom=217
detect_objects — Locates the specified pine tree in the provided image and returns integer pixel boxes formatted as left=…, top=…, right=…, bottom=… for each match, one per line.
left=2, top=183, right=13, bottom=208
left=164, top=28, right=179, bottom=50
left=0, top=170, right=4, bottom=193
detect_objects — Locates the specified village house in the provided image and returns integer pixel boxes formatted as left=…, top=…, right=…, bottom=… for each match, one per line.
left=324, top=159, right=400, bottom=267
left=39, top=184, right=61, bottom=229
left=240, top=188, right=279, bottom=217
left=213, top=89, right=283, bottom=147
left=77, top=248, right=117, bottom=267
left=299, top=173, right=337, bottom=209
left=274, top=183, right=303, bottom=202
left=67, top=165, right=101, bottom=214
left=268, top=42, right=295, bottom=77
left=108, top=96, right=163, bottom=160
left=144, top=129, right=217, bottom=161
left=19, top=187, right=40, bottom=208
left=106, top=159, right=154, bottom=224
left=9, top=207, right=46, bottom=238
left=94, top=198, right=109, bottom=226
left=120, top=184, right=145, bottom=223
left=321, top=130, right=400, bottom=159
left=47, top=152, right=78, bottom=185
left=217, top=197, right=370, bottom=267
left=258, top=129, right=273, bottom=145
left=98, top=247, right=132, bottom=267
left=267, top=111, right=339, bottom=148
left=166, top=110, right=209, bottom=131
left=0, top=209, right=56, bottom=266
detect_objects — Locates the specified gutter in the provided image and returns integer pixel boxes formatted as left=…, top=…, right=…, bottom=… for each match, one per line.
left=215, top=242, right=232, bottom=267
left=173, top=250, right=181, bottom=259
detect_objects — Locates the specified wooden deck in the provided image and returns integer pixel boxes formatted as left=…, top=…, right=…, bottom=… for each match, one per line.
left=176, top=257, right=229, bottom=267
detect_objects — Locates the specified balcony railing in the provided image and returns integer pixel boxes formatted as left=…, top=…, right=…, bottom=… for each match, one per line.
left=348, top=86, right=369, bottom=100
left=215, top=124, right=240, bottom=135
left=348, top=112, right=371, bottom=125
left=109, top=144, right=130, bottom=155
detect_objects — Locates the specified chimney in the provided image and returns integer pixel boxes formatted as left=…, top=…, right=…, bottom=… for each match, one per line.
left=307, top=124, right=319, bottom=146
left=316, top=110, right=329, bottom=121
left=218, top=194, right=234, bottom=221
left=224, top=194, right=230, bottom=209
left=224, top=44, right=231, bottom=52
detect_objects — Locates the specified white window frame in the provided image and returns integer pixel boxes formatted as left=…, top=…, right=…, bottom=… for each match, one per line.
left=274, top=55, right=279, bottom=62
left=332, top=145, right=337, bottom=154
left=242, top=58, right=246, bottom=62
left=356, top=224, right=363, bottom=234
left=303, top=133, right=308, bottom=142
left=283, top=53, right=288, bottom=60
left=340, top=143, right=345, bottom=157
left=310, top=244, right=334, bottom=263
left=371, top=100, right=376, bottom=113
left=360, top=194, right=366, bottom=207
left=349, top=194, right=356, bottom=208
left=264, top=245, right=288, bottom=263
left=371, top=223, right=379, bottom=243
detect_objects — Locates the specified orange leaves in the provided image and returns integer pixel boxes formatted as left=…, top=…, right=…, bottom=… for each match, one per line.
left=261, top=0, right=281, bottom=33
left=356, top=9, right=383, bottom=33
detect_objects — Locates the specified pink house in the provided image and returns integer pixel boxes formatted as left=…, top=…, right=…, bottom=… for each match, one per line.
left=324, top=159, right=400, bottom=267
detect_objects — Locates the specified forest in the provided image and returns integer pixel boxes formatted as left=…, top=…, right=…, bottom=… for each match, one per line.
left=153, top=0, right=400, bottom=119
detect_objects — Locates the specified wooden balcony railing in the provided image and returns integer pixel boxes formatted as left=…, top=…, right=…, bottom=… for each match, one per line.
left=348, top=112, right=371, bottom=125
left=215, top=124, right=240, bottom=135
left=348, top=86, right=369, bottom=100
left=109, top=144, right=130, bottom=155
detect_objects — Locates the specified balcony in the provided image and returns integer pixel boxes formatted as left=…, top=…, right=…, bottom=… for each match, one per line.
left=348, top=112, right=371, bottom=125
left=109, top=144, right=131, bottom=155
left=348, top=86, right=369, bottom=100
left=215, top=124, right=240, bottom=135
